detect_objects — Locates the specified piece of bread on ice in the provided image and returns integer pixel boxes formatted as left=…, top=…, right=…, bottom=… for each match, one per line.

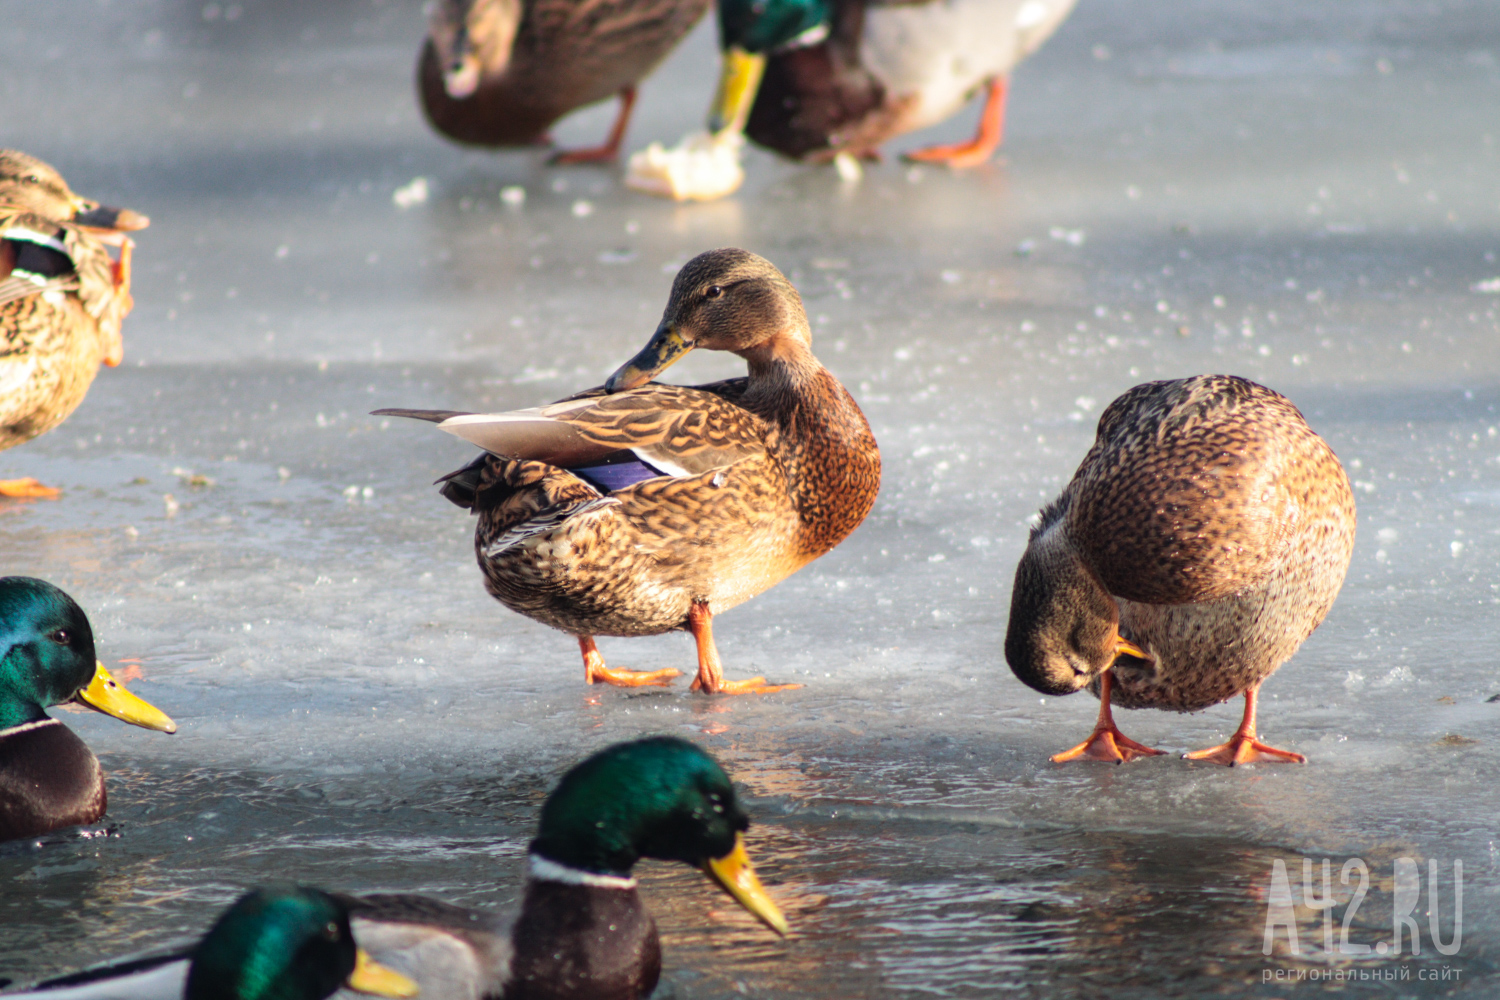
left=625, top=131, right=744, bottom=202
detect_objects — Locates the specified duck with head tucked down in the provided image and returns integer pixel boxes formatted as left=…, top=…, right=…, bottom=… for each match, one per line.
left=1005, top=375, right=1356, bottom=765
left=378, top=248, right=880, bottom=695
left=0, top=150, right=148, bottom=498
left=0, top=576, right=176, bottom=843
left=419, top=0, right=711, bottom=163
left=701, top=0, right=1078, bottom=167
left=13, top=739, right=787, bottom=1000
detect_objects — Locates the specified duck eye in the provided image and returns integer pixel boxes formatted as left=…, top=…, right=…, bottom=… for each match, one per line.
left=50, top=629, right=70, bottom=645
left=24, top=174, right=40, bottom=185
left=705, top=285, right=724, bottom=299
left=323, top=921, right=340, bottom=941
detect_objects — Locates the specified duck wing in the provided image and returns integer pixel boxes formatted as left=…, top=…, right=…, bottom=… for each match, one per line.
left=0, top=210, right=82, bottom=309
left=376, top=381, right=770, bottom=479
left=333, top=892, right=516, bottom=1000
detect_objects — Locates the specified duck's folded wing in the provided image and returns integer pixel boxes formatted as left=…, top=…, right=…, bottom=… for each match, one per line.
left=4, top=945, right=192, bottom=999
left=0, top=212, right=82, bottom=309
left=334, top=892, right=515, bottom=1000
left=376, top=383, right=769, bottom=478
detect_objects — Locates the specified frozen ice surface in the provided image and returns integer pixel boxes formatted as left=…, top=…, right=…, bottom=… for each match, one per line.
left=2, top=0, right=1499, bottom=996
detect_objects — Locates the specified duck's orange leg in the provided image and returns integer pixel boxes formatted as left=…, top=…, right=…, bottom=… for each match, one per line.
left=1184, top=682, right=1305, bottom=766
left=0, top=478, right=61, bottom=499
left=1052, top=669, right=1165, bottom=763
left=579, top=635, right=680, bottom=687
left=904, top=76, right=1008, bottom=169
left=550, top=87, right=637, bottom=165
left=688, top=602, right=802, bottom=695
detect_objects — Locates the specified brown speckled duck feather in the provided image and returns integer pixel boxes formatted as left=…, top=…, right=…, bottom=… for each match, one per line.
left=1006, top=375, right=1355, bottom=732
left=0, top=150, right=146, bottom=458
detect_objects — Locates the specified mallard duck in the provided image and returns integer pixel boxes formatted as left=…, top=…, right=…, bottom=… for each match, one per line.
left=377, top=248, right=881, bottom=694
left=418, top=0, right=711, bottom=163
left=0, top=577, right=176, bottom=842
left=11, top=886, right=418, bottom=1000
left=13, top=738, right=786, bottom=1000
left=0, top=150, right=148, bottom=498
left=701, top=0, right=1078, bottom=166
left=1004, top=375, right=1357, bottom=765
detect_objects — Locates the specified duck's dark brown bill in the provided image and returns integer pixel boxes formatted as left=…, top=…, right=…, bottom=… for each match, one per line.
left=605, top=322, right=693, bottom=392
left=73, top=205, right=150, bottom=231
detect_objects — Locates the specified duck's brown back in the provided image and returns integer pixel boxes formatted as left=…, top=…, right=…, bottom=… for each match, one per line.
left=1066, top=375, right=1356, bottom=711
left=1068, top=375, right=1353, bottom=606
left=418, top=0, right=711, bottom=146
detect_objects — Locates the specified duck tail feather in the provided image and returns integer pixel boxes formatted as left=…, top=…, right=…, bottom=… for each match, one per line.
left=371, top=407, right=472, bottom=423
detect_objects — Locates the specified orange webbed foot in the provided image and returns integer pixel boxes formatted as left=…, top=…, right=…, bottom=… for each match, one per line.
left=1183, top=736, right=1305, bottom=766
left=578, top=635, right=679, bottom=687
left=0, top=478, right=61, bottom=499
left=1051, top=725, right=1166, bottom=764
left=902, top=142, right=1000, bottom=170
left=903, top=76, right=1008, bottom=169
left=549, top=145, right=620, bottom=166
left=690, top=675, right=803, bottom=696
left=588, top=664, right=682, bottom=688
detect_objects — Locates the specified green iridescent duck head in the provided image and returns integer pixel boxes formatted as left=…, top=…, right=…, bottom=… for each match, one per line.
left=187, top=887, right=418, bottom=1000
left=0, top=577, right=175, bottom=733
left=707, top=0, right=831, bottom=133
left=531, top=736, right=790, bottom=934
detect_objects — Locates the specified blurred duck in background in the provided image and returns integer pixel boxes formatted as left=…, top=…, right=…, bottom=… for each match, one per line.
left=418, top=0, right=710, bottom=163
left=707, top=0, right=1078, bottom=166
left=0, top=150, right=148, bottom=498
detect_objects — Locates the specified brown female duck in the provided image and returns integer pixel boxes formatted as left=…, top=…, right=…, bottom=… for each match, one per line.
left=0, top=150, right=147, bottom=498
left=419, top=0, right=710, bottom=163
left=379, top=248, right=881, bottom=694
left=1005, top=375, right=1356, bottom=765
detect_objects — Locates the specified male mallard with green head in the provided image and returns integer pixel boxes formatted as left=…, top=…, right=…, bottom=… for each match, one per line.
left=0, top=577, right=176, bottom=842
left=419, top=0, right=710, bottom=163
left=11, top=886, right=418, bottom=1000
left=1005, top=376, right=1356, bottom=765
left=0, top=150, right=148, bottom=498
left=702, top=0, right=1077, bottom=166
left=14, top=739, right=786, bottom=1000
left=379, top=248, right=880, bottom=694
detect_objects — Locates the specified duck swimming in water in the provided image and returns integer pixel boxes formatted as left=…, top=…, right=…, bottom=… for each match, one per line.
left=10, top=886, right=418, bottom=1000
left=12, top=739, right=785, bottom=1000
left=0, top=576, right=176, bottom=842
left=1004, top=375, right=1356, bottom=765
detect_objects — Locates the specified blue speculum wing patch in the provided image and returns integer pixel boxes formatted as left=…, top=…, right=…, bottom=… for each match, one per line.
left=571, top=456, right=667, bottom=493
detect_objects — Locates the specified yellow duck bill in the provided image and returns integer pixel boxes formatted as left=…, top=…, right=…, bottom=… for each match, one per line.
left=604, top=322, right=694, bottom=392
left=347, top=948, right=421, bottom=997
left=73, top=662, right=177, bottom=733
left=708, top=46, right=768, bottom=135
left=703, top=833, right=791, bottom=936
